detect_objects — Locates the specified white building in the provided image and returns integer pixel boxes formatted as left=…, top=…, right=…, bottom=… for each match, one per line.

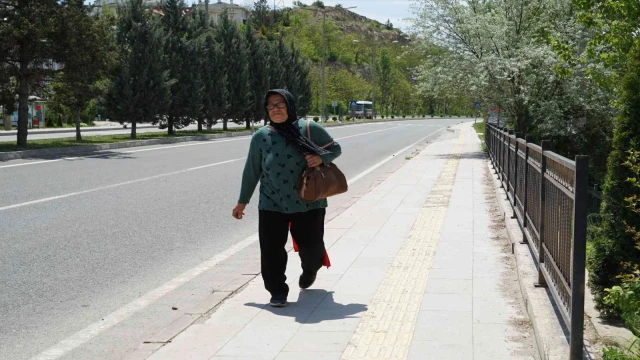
left=201, top=1, right=250, bottom=25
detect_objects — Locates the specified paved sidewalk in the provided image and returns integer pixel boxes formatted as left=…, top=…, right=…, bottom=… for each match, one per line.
left=143, top=123, right=538, bottom=360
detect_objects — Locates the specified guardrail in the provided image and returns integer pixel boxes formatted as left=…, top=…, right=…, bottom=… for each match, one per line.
left=484, top=123, right=588, bottom=360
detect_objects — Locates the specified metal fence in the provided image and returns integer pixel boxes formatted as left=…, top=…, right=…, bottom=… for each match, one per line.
left=484, top=123, right=588, bottom=360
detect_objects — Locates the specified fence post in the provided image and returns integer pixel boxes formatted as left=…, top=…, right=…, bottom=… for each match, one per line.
left=536, top=140, right=550, bottom=287
left=521, top=135, right=532, bottom=244
left=569, top=155, right=588, bottom=360
left=499, top=129, right=505, bottom=187
left=511, top=132, right=522, bottom=219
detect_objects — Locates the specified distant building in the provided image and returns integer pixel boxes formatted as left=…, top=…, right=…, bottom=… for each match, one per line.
left=200, top=1, right=250, bottom=25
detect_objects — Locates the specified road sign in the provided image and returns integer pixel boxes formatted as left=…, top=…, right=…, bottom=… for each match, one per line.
left=474, top=101, right=481, bottom=110
left=331, top=100, right=338, bottom=107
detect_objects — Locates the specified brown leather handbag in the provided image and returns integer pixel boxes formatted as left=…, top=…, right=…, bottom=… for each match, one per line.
left=298, top=120, right=348, bottom=202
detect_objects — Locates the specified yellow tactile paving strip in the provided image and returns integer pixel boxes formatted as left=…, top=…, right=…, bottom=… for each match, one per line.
left=341, top=128, right=466, bottom=360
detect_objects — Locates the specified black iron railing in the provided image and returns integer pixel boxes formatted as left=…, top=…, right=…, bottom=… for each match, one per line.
left=484, top=123, right=588, bottom=360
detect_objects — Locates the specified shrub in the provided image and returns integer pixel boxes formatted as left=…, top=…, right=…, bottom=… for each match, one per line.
left=332, top=116, right=337, bottom=121
left=603, top=272, right=640, bottom=335
left=366, top=115, right=372, bottom=120
left=402, top=115, right=406, bottom=118
left=391, top=115, right=395, bottom=119
left=313, top=116, right=319, bottom=122
left=345, top=115, right=352, bottom=121
left=589, top=42, right=640, bottom=313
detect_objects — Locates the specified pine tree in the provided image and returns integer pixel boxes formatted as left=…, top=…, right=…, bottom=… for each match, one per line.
left=294, top=54, right=312, bottom=117
left=57, top=0, right=113, bottom=141
left=105, top=0, right=171, bottom=139
left=216, top=10, right=251, bottom=130
left=268, top=37, right=288, bottom=90
left=202, top=32, right=226, bottom=130
left=186, top=7, right=208, bottom=131
left=589, top=41, right=640, bottom=309
left=245, top=23, right=270, bottom=128
left=161, top=0, right=201, bottom=135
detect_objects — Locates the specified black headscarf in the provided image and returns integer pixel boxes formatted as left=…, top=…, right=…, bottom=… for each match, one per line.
left=264, top=89, right=331, bottom=156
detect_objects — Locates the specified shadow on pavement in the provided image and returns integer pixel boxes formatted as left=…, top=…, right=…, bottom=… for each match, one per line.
left=244, top=289, right=367, bottom=324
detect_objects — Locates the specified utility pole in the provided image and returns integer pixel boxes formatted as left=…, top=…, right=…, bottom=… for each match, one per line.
left=204, top=0, right=209, bottom=25
left=296, top=4, right=356, bottom=122
left=321, top=11, right=326, bottom=122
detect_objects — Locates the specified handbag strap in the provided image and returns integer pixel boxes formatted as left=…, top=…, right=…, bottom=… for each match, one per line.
left=306, top=119, right=311, bottom=140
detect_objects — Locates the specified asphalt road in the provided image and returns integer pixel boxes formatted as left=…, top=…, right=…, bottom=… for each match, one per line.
left=0, top=118, right=466, bottom=360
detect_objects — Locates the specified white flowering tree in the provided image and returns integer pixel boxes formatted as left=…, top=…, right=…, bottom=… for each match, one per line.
left=411, top=0, right=615, bottom=144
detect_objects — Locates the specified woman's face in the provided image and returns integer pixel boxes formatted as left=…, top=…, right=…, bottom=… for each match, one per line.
left=266, top=94, right=288, bottom=123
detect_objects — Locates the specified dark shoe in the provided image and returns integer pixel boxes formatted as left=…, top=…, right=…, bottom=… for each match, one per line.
left=299, top=271, right=317, bottom=289
left=269, top=295, right=288, bottom=307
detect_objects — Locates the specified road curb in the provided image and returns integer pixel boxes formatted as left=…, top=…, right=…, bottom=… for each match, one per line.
left=0, top=131, right=254, bottom=161
left=0, top=124, right=157, bottom=137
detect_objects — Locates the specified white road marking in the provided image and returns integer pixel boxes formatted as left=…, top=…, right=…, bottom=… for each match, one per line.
left=347, top=126, right=447, bottom=185
left=28, top=124, right=449, bottom=360
left=0, top=122, right=404, bottom=169
left=0, top=158, right=245, bottom=212
left=1, top=124, right=411, bottom=211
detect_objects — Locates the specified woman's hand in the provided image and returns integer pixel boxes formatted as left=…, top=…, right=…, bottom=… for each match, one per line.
left=305, top=154, right=323, bottom=168
left=232, top=203, right=247, bottom=219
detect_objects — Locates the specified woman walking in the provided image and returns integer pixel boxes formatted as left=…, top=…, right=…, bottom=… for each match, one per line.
left=232, top=89, right=342, bottom=307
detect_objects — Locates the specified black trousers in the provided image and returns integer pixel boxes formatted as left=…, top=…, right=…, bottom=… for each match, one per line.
left=258, top=208, right=326, bottom=298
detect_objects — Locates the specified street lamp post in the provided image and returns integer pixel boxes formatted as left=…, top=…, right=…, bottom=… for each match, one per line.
left=297, top=5, right=356, bottom=122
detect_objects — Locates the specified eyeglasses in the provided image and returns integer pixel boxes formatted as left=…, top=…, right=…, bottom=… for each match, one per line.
left=266, top=103, right=287, bottom=110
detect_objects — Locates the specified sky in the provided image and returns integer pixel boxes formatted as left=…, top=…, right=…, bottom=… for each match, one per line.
left=89, top=0, right=418, bottom=32
left=257, top=0, right=416, bottom=31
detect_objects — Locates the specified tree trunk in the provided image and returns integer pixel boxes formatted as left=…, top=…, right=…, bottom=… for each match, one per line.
left=75, top=109, right=82, bottom=141
left=168, top=117, right=175, bottom=135
left=246, top=119, right=251, bottom=130
left=223, top=119, right=228, bottom=131
left=17, top=73, right=29, bottom=147
left=131, top=120, right=137, bottom=139
left=4, top=114, right=11, bottom=131
left=206, top=120, right=212, bottom=130
left=198, top=119, right=203, bottom=132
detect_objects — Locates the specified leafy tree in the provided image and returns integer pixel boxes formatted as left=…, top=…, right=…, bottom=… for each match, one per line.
left=311, top=1, right=325, bottom=8
left=385, top=19, right=393, bottom=30
left=105, top=0, right=171, bottom=139
left=0, top=0, right=64, bottom=146
left=0, top=66, right=16, bottom=130
left=252, top=0, right=270, bottom=29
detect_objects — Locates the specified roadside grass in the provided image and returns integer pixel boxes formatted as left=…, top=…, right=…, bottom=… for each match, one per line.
left=472, top=121, right=487, bottom=152
left=0, top=127, right=255, bottom=153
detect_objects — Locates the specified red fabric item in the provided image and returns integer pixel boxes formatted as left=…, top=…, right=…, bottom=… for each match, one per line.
left=289, top=222, right=331, bottom=268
